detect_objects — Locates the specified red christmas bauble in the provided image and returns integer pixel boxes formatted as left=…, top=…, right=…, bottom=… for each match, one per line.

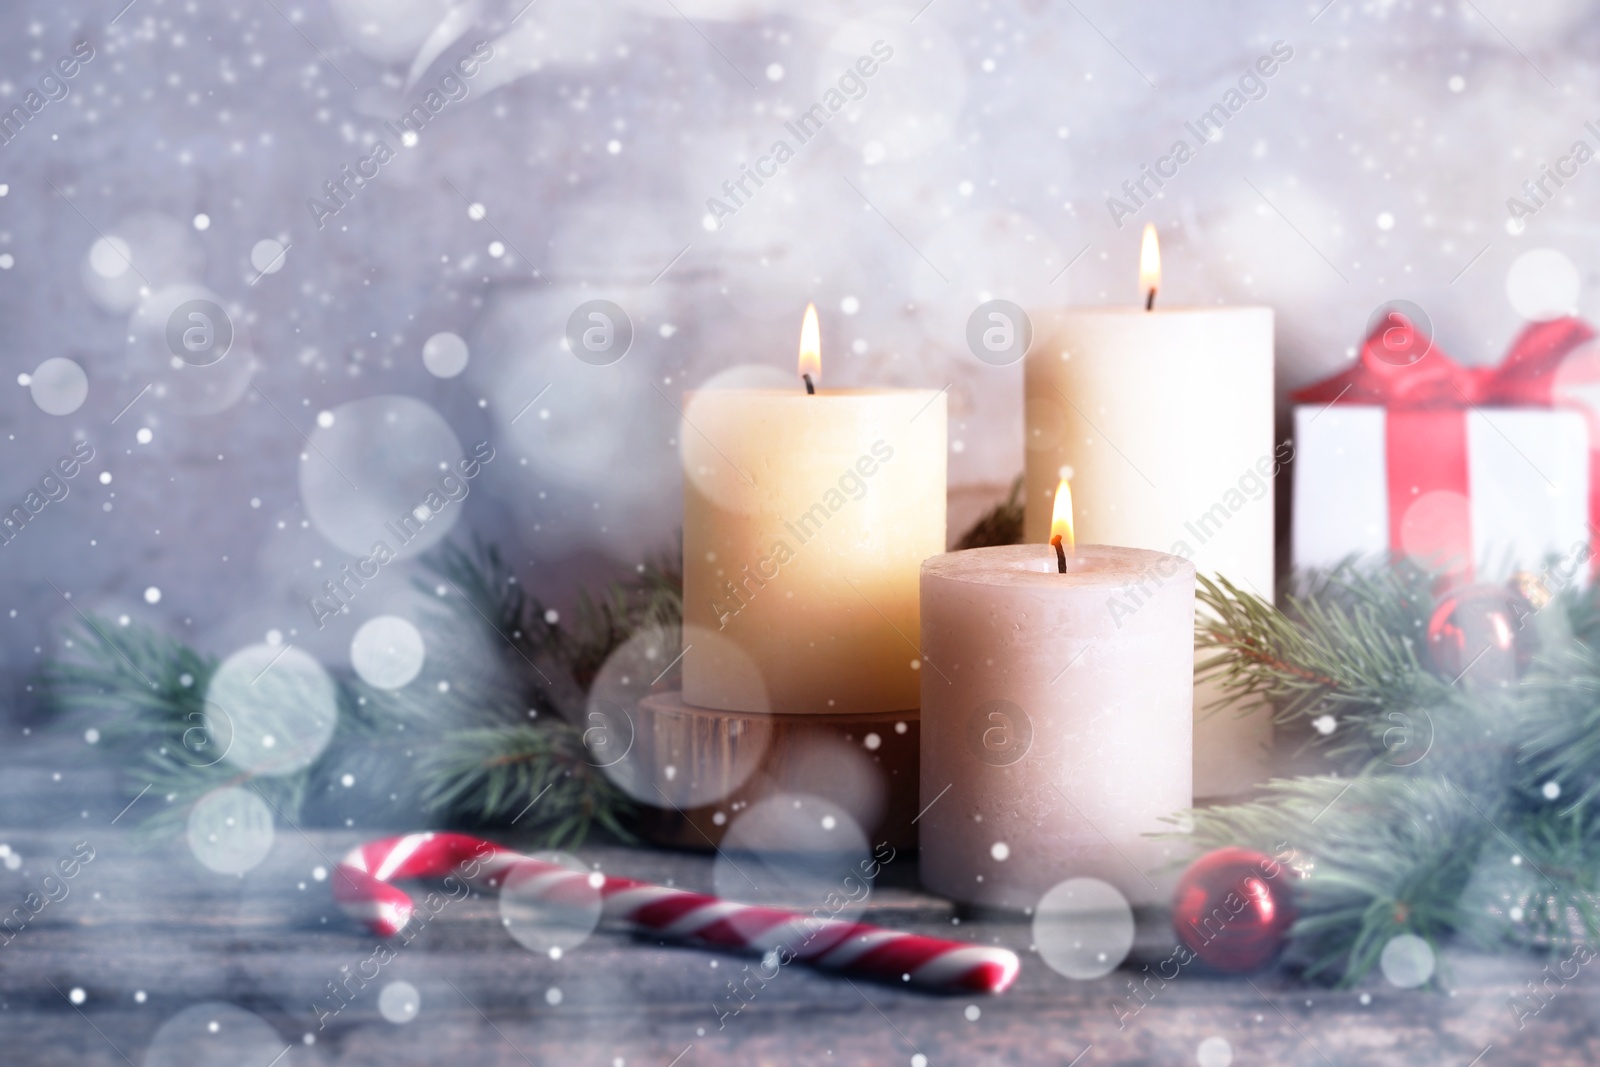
left=1425, top=583, right=1534, bottom=687
left=1172, top=847, right=1296, bottom=973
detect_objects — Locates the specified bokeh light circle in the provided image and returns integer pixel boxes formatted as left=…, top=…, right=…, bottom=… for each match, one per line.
left=1506, top=248, right=1580, bottom=321
left=204, top=644, right=338, bottom=776
left=498, top=851, right=604, bottom=955
left=143, top=1003, right=285, bottom=1067
left=589, top=624, right=769, bottom=808
left=1032, top=877, right=1135, bottom=980
left=27, top=358, right=88, bottom=416
left=351, top=615, right=426, bottom=690
left=1398, top=490, right=1472, bottom=579
left=249, top=238, right=287, bottom=275
left=713, top=793, right=873, bottom=923
left=79, top=212, right=205, bottom=314
left=422, top=331, right=469, bottom=378
left=89, top=236, right=131, bottom=278
left=300, top=395, right=467, bottom=559
left=186, top=786, right=275, bottom=875
left=378, top=980, right=421, bottom=1023
left=1197, top=1036, right=1234, bottom=1067
left=777, top=734, right=886, bottom=836
left=1380, top=933, right=1435, bottom=988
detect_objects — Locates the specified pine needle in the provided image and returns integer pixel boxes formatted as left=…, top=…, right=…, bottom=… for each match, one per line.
left=418, top=724, right=634, bottom=846
left=1187, top=562, right=1600, bottom=985
left=953, top=476, right=1025, bottom=550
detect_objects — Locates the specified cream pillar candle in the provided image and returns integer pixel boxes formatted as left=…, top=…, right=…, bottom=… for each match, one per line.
left=1023, top=230, right=1275, bottom=797
left=918, top=542, right=1195, bottom=909
left=681, top=308, right=946, bottom=715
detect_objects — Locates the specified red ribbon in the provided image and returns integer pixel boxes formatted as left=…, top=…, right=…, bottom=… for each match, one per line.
left=1292, top=313, right=1598, bottom=579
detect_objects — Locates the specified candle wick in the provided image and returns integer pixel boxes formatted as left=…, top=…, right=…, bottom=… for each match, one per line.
left=1050, top=535, right=1067, bottom=574
left=803, top=373, right=816, bottom=395
left=1145, top=288, right=1156, bottom=312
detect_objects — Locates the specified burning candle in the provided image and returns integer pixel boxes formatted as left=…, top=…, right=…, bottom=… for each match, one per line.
left=1024, top=227, right=1276, bottom=797
left=680, top=305, right=947, bottom=715
left=1049, top=476, right=1073, bottom=573
left=1140, top=221, right=1161, bottom=311
left=918, top=481, right=1195, bottom=907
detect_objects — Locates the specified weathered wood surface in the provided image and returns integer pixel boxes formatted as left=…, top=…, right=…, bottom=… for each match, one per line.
left=0, top=753, right=1595, bottom=1066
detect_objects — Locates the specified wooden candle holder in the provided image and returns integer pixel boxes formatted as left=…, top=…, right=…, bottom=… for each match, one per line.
left=630, top=690, right=921, bottom=852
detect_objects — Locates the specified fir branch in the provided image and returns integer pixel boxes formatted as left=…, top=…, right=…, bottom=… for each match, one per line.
left=1517, top=640, right=1600, bottom=811
left=41, top=616, right=359, bottom=832
left=1493, top=802, right=1600, bottom=952
left=407, top=539, right=667, bottom=840
left=1183, top=775, right=1489, bottom=985
left=424, top=538, right=682, bottom=698
left=418, top=724, right=634, bottom=846
left=1195, top=573, right=1454, bottom=749
left=1291, top=557, right=1437, bottom=645
left=41, top=541, right=662, bottom=851
left=1186, top=559, right=1600, bottom=985
left=953, top=476, right=1025, bottom=550
left=44, top=615, right=215, bottom=727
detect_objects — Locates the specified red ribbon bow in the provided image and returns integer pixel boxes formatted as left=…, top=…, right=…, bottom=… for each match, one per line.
left=1292, top=314, right=1595, bottom=410
left=1292, top=313, right=1598, bottom=579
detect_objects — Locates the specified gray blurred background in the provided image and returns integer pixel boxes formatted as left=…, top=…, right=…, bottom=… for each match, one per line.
left=2, top=0, right=1596, bottom=717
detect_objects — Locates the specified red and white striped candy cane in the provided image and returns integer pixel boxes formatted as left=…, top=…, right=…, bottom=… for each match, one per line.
left=335, top=832, right=1020, bottom=994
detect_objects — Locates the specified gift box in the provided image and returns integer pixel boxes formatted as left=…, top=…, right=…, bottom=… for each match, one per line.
left=1292, top=316, right=1598, bottom=581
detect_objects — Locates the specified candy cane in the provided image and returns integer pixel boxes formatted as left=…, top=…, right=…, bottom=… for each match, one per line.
left=335, top=832, right=1020, bottom=994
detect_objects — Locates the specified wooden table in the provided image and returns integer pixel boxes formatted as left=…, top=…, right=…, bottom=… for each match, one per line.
left=0, top=758, right=1594, bottom=1065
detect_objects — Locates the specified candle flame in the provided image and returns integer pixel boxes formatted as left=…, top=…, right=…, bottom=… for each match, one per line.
left=1139, top=223, right=1161, bottom=305
left=798, top=302, right=821, bottom=384
left=1050, top=477, right=1075, bottom=553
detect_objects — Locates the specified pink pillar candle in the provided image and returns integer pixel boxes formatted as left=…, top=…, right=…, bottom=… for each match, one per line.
left=918, top=544, right=1195, bottom=908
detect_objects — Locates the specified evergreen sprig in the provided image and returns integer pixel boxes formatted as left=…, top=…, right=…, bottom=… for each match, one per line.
left=1183, top=775, right=1491, bottom=984
left=1195, top=571, right=1454, bottom=740
left=418, top=724, right=634, bottom=846
left=401, top=538, right=663, bottom=834
left=953, top=475, right=1025, bottom=550
left=425, top=538, right=681, bottom=698
left=1519, top=642, right=1600, bottom=810
left=39, top=537, right=680, bottom=847
left=1189, top=560, right=1600, bottom=986
left=42, top=616, right=335, bottom=834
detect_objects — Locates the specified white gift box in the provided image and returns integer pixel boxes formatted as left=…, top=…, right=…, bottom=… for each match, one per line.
left=1292, top=404, right=1591, bottom=581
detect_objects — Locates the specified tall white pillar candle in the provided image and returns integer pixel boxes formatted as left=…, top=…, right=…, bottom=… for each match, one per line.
left=1024, top=297, right=1275, bottom=797
left=919, top=543, right=1195, bottom=908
